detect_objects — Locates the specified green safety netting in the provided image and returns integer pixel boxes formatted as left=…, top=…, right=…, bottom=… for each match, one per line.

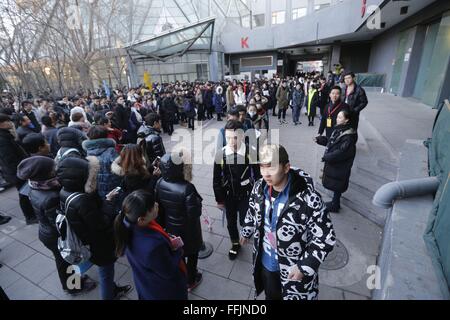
left=355, top=73, right=386, bottom=87
left=424, top=100, right=450, bottom=298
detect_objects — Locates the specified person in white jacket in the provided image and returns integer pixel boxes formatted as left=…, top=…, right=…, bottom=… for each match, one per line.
left=233, top=85, right=246, bottom=106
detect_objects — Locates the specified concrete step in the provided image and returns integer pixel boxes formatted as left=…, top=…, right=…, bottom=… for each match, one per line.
left=355, top=160, right=398, bottom=183
left=342, top=185, right=387, bottom=227
left=316, top=183, right=387, bottom=227
left=351, top=166, right=394, bottom=195
left=358, top=114, right=399, bottom=163
left=377, top=159, right=399, bottom=177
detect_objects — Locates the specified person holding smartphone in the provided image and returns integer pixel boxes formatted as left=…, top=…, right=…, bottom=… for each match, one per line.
left=108, top=144, right=161, bottom=214
left=137, top=113, right=166, bottom=165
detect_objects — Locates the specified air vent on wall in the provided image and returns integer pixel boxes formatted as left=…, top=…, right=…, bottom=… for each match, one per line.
left=400, top=6, right=409, bottom=15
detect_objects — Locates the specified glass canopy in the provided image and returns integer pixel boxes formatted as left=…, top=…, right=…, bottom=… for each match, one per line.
left=125, top=18, right=215, bottom=62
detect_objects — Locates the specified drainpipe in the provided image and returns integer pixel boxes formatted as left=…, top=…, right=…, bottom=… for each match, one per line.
left=373, top=177, right=440, bottom=209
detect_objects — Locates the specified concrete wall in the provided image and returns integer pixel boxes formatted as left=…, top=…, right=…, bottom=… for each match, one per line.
left=368, top=30, right=400, bottom=91
left=220, top=0, right=383, bottom=54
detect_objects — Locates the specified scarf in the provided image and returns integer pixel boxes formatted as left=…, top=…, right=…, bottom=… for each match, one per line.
left=28, top=177, right=60, bottom=190
left=148, top=220, right=187, bottom=276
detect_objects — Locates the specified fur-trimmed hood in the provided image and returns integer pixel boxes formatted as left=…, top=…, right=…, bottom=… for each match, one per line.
left=56, top=156, right=99, bottom=193
left=111, top=156, right=148, bottom=177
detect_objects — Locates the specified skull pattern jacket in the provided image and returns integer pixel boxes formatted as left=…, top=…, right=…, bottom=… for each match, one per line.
left=241, top=168, right=336, bottom=300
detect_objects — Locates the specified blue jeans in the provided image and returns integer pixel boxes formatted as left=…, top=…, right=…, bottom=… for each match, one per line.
left=293, top=105, right=301, bottom=123
left=98, top=263, right=115, bottom=300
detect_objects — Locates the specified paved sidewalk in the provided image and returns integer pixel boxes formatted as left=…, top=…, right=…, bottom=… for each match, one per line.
left=0, top=93, right=436, bottom=300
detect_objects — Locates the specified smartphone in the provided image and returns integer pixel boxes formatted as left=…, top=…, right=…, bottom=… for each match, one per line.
left=152, top=156, right=161, bottom=167
left=170, top=236, right=184, bottom=250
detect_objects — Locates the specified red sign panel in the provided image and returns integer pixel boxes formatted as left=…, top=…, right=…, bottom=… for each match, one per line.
left=361, top=0, right=367, bottom=17
left=241, top=37, right=249, bottom=49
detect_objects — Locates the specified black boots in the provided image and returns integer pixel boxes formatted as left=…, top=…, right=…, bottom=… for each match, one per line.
left=228, top=243, right=241, bottom=260
left=325, top=201, right=340, bottom=213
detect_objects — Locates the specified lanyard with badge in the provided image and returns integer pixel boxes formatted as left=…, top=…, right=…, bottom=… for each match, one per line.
left=266, top=185, right=277, bottom=250
left=327, top=102, right=341, bottom=128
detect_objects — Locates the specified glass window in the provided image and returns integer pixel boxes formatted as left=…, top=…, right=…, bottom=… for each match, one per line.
left=253, top=14, right=265, bottom=27
left=196, top=63, right=208, bottom=81
left=271, top=11, right=285, bottom=25
left=314, top=0, right=332, bottom=11
left=241, top=15, right=251, bottom=28
left=292, top=7, right=307, bottom=20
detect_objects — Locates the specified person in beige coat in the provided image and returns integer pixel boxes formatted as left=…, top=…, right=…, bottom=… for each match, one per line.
left=226, top=85, right=235, bottom=110
left=276, top=81, right=290, bottom=124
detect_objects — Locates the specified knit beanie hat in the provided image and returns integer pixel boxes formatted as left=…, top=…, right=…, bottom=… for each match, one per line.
left=17, top=156, right=56, bottom=181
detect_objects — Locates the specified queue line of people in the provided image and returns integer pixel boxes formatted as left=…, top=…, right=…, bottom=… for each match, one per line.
left=0, top=70, right=368, bottom=300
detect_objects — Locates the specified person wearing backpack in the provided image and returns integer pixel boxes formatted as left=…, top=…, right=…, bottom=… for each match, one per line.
left=213, top=120, right=261, bottom=260
left=114, top=190, right=188, bottom=300
left=137, top=113, right=166, bottom=165
left=55, top=127, right=86, bottom=167
left=56, top=156, right=132, bottom=300
left=17, top=156, right=97, bottom=296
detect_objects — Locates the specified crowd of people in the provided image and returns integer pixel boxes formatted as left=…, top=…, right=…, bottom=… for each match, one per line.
left=0, top=69, right=368, bottom=300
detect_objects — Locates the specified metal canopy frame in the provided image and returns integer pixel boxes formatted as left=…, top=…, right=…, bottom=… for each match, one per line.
left=125, top=17, right=215, bottom=62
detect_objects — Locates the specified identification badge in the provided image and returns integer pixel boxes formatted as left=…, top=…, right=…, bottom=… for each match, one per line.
left=327, top=117, right=332, bottom=128
left=267, top=231, right=277, bottom=249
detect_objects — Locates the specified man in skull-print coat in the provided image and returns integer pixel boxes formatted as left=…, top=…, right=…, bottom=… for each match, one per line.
left=240, top=144, right=336, bottom=300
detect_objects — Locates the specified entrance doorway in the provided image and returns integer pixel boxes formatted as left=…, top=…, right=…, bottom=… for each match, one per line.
left=297, top=60, right=324, bottom=74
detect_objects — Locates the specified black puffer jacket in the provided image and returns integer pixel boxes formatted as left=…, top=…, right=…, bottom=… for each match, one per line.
left=160, top=98, right=177, bottom=122
left=0, top=128, right=28, bottom=186
left=137, top=125, right=166, bottom=163
left=317, top=124, right=357, bottom=193
left=55, top=127, right=86, bottom=165
left=56, top=156, right=116, bottom=266
left=29, top=188, right=60, bottom=243
left=155, top=154, right=203, bottom=255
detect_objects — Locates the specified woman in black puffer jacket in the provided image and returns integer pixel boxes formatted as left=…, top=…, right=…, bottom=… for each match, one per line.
left=56, top=156, right=131, bottom=300
left=155, top=150, right=203, bottom=291
left=17, top=156, right=96, bottom=295
left=315, top=109, right=357, bottom=213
